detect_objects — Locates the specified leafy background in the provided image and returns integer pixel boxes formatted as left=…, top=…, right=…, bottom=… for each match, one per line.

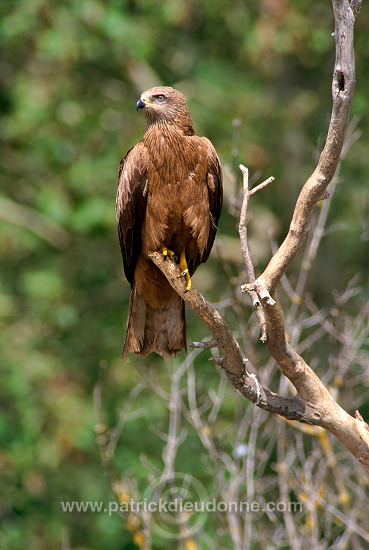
left=1, top=1, right=368, bottom=548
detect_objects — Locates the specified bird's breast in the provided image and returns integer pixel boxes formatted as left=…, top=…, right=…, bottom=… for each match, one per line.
left=142, top=158, right=209, bottom=254
left=140, top=129, right=210, bottom=255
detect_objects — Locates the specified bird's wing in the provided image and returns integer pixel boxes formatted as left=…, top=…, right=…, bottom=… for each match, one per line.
left=116, top=142, right=148, bottom=286
left=188, top=138, right=223, bottom=274
left=203, top=138, right=223, bottom=261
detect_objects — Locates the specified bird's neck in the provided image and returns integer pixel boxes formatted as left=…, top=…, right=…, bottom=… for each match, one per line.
left=144, top=118, right=195, bottom=138
left=142, top=124, right=179, bottom=152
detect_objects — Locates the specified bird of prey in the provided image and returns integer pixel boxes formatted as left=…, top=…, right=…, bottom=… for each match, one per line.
left=116, top=86, right=223, bottom=358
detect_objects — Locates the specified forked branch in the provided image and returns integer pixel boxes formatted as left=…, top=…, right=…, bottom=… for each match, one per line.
left=150, top=0, right=369, bottom=472
left=244, top=0, right=359, bottom=297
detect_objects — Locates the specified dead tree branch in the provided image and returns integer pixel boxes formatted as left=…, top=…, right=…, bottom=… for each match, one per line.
left=149, top=251, right=369, bottom=471
left=238, top=165, right=274, bottom=341
left=149, top=0, right=369, bottom=472
left=244, top=0, right=359, bottom=298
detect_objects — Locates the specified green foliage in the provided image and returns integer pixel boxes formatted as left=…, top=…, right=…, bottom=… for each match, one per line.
left=1, top=1, right=368, bottom=548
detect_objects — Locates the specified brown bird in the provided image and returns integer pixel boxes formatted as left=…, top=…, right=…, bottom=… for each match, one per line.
left=116, top=86, right=223, bottom=358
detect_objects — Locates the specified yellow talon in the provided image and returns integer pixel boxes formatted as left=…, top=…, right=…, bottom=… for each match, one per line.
left=160, top=246, right=176, bottom=261
left=178, top=251, right=192, bottom=292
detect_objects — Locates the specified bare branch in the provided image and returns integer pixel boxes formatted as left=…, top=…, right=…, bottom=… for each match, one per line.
left=237, top=165, right=270, bottom=341
left=190, top=338, right=219, bottom=349
left=149, top=0, right=369, bottom=472
left=249, top=175, right=275, bottom=196
left=246, top=0, right=359, bottom=296
left=149, top=250, right=369, bottom=470
left=148, top=252, right=245, bottom=379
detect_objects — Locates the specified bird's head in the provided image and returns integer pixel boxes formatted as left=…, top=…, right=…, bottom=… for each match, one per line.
left=136, top=86, right=194, bottom=135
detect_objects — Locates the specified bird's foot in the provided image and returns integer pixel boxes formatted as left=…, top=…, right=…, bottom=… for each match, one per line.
left=160, top=246, right=177, bottom=262
left=178, top=252, right=192, bottom=292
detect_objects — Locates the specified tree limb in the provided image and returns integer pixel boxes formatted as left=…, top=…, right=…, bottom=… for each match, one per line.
left=238, top=165, right=274, bottom=341
left=149, top=0, right=369, bottom=472
left=149, top=252, right=369, bottom=471
left=244, top=0, right=360, bottom=297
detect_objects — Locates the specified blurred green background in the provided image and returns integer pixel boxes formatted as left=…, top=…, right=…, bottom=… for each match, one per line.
left=1, top=1, right=368, bottom=549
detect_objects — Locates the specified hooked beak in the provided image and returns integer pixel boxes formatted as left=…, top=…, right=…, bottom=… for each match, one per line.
left=136, top=98, right=146, bottom=111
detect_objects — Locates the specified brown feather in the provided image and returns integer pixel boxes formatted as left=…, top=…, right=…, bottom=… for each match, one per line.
left=116, top=86, right=222, bottom=357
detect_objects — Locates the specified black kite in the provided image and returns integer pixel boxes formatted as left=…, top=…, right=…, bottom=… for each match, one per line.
left=116, top=86, right=223, bottom=357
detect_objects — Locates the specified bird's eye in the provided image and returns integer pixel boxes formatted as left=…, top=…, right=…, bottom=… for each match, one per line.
left=155, top=94, right=165, bottom=102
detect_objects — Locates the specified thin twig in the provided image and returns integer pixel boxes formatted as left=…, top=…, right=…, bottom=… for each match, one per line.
left=238, top=165, right=274, bottom=341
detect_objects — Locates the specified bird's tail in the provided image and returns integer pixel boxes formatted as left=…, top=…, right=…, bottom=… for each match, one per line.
left=122, top=285, right=186, bottom=358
